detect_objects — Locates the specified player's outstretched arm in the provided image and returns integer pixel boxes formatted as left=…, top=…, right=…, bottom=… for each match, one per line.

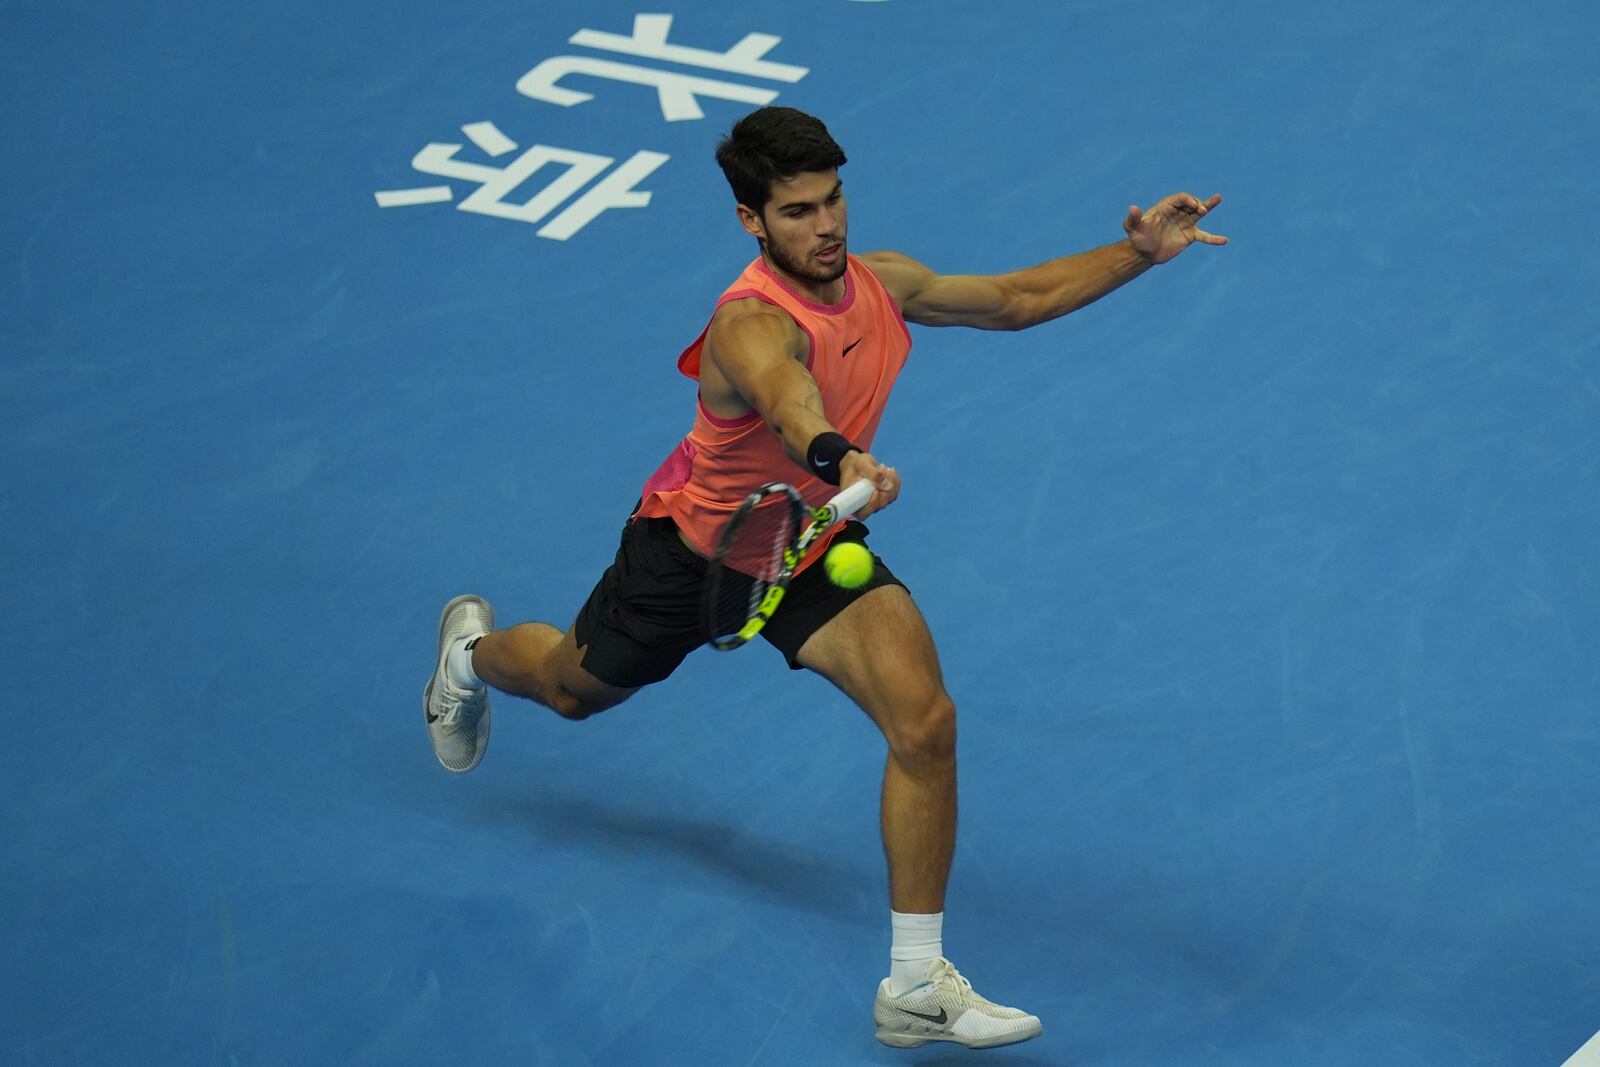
left=704, top=300, right=899, bottom=515
left=862, top=192, right=1225, bottom=332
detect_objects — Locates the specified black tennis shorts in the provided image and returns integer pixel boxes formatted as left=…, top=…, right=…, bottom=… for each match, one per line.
left=571, top=512, right=905, bottom=689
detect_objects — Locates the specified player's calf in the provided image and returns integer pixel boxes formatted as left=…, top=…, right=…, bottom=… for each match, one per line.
left=475, top=623, right=640, bottom=720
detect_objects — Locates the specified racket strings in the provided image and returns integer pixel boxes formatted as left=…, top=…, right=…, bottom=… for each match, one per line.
left=707, top=492, right=797, bottom=643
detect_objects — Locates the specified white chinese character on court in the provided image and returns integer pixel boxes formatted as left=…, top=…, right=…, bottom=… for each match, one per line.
left=518, top=13, right=808, bottom=121
left=373, top=121, right=668, bottom=241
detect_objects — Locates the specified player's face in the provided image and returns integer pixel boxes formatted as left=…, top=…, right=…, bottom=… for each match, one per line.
left=744, top=170, right=848, bottom=287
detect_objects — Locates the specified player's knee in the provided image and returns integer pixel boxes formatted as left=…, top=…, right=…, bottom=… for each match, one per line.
left=548, top=686, right=623, bottom=721
left=890, top=695, right=957, bottom=770
left=550, top=690, right=602, bottom=720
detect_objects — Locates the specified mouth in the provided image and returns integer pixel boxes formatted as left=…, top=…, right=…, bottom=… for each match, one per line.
left=816, top=243, right=843, bottom=263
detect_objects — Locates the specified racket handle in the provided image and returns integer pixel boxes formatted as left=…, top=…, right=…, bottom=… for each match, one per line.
left=826, top=478, right=875, bottom=521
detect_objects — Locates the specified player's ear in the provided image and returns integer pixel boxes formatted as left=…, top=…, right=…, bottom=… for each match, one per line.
left=736, top=202, right=766, bottom=242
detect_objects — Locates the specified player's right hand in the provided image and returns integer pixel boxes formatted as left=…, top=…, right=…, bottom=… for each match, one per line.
left=841, top=450, right=899, bottom=518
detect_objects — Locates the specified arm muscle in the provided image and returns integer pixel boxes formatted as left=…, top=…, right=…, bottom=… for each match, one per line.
left=702, top=300, right=839, bottom=466
left=862, top=242, right=1151, bottom=332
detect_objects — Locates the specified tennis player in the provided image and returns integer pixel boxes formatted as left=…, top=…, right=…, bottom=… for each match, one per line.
left=421, top=106, right=1224, bottom=1050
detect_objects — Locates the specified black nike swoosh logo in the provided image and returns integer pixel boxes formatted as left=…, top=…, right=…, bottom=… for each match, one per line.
left=842, top=338, right=863, bottom=357
left=897, top=1006, right=948, bottom=1025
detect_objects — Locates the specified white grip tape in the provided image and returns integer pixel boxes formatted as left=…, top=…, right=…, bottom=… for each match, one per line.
left=829, top=479, right=874, bottom=521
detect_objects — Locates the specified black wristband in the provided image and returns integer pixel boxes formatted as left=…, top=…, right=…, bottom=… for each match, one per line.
left=805, top=431, right=859, bottom=486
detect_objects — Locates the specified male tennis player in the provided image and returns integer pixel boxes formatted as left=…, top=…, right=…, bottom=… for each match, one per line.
left=421, top=106, right=1224, bottom=1050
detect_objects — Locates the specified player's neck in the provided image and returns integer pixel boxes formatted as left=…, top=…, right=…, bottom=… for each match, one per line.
left=761, top=249, right=847, bottom=306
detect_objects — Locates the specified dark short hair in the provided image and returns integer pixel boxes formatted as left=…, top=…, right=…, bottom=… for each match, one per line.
left=715, top=106, right=848, bottom=214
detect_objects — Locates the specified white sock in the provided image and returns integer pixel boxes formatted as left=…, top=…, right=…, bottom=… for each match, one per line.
left=445, top=634, right=486, bottom=690
left=888, top=910, right=943, bottom=995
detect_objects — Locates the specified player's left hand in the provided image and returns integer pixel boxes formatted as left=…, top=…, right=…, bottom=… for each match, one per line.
left=1124, top=193, right=1226, bottom=264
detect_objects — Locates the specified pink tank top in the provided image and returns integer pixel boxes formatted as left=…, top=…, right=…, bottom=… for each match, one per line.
left=634, top=253, right=912, bottom=570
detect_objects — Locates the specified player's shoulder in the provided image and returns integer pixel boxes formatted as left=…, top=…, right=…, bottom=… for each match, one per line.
left=711, top=293, right=787, bottom=325
left=856, top=250, right=934, bottom=304
left=706, top=295, right=806, bottom=361
left=857, top=249, right=920, bottom=272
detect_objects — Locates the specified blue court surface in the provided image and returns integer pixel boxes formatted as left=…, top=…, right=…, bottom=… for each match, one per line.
left=4, top=1, right=1598, bottom=1064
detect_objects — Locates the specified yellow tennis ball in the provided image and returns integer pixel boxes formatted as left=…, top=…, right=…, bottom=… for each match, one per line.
left=824, top=541, right=874, bottom=589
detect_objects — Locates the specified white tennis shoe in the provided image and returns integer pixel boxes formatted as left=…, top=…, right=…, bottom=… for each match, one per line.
left=873, top=958, right=1042, bottom=1050
left=423, top=594, right=494, bottom=773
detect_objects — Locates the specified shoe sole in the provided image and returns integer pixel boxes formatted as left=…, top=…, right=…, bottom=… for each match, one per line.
left=875, top=1021, right=1043, bottom=1050
left=423, top=594, right=493, bottom=774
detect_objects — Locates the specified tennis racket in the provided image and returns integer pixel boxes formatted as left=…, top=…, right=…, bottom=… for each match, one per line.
left=704, top=478, right=875, bottom=650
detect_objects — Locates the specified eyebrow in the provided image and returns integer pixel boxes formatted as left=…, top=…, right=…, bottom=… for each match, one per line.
left=775, top=181, right=844, bottom=213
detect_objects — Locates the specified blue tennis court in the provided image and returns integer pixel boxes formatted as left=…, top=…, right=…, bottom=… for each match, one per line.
left=4, top=1, right=1597, bottom=1063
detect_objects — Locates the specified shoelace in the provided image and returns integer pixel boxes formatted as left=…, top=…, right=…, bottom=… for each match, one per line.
left=434, top=680, right=481, bottom=726
left=927, top=959, right=975, bottom=997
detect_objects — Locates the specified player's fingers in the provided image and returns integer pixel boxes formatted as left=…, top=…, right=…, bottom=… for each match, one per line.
left=871, top=466, right=899, bottom=510
left=1195, top=228, right=1228, bottom=245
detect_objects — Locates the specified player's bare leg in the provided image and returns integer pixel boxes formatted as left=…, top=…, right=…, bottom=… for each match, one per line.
left=473, top=622, right=636, bottom=720
left=798, top=584, right=1042, bottom=1050
left=798, top=585, right=956, bottom=913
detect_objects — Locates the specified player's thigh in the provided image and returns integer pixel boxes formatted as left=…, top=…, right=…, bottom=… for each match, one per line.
left=795, top=584, right=949, bottom=730
left=564, top=514, right=708, bottom=697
